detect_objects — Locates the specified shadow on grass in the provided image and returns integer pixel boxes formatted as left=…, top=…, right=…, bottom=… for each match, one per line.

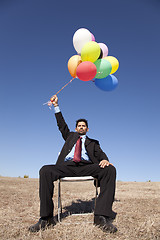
left=55, top=198, right=120, bottom=222
left=55, top=198, right=95, bottom=222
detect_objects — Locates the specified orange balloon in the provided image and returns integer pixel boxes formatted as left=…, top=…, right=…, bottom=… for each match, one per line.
left=68, top=55, right=82, bottom=77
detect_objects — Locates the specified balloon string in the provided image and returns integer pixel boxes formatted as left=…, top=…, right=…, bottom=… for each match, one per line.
left=54, top=77, right=75, bottom=96
left=43, top=77, right=76, bottom=109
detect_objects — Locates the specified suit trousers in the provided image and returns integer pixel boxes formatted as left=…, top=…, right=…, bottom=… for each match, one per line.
left=39, top=161, right=117, bottom=219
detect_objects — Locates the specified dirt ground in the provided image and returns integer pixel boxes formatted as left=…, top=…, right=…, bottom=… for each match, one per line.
left=0, top=177, right=160, bottom=240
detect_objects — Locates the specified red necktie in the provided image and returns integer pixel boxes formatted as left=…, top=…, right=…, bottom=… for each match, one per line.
left=73, top=137, right=82, bottom=163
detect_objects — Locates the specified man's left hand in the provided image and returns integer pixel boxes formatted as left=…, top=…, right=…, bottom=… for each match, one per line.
left=99, top=160, right=113, bottom=168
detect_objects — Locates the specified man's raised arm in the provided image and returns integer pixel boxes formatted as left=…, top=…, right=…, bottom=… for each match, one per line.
left=50, top=95, right=70, bottom=140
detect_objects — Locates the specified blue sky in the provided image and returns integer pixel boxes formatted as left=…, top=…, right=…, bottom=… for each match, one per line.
left=0, top=0, right=160, bottom=181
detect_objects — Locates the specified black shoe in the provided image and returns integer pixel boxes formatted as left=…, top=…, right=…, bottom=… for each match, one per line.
left=94, top=215, right=117, bottom=233
left=29, top=217, right=56, bottom=232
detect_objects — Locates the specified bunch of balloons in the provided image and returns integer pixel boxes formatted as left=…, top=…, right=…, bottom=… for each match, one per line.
left=68, top=28, right=119, bottom=91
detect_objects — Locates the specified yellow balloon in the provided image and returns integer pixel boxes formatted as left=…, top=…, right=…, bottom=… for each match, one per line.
left=68, top=55, right=82, bottom=77
left=104, top=56, right=119, bottom=74
left=81, top=41, right=100, bottom=63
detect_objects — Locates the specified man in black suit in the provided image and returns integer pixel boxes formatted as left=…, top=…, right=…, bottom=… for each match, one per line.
left=29, top=95, right=117, bottom=233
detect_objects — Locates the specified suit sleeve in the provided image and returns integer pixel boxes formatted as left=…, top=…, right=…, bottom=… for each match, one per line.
left=94, top=141, right=109, bottom=162
left=55, top=111, right=70, bottom=140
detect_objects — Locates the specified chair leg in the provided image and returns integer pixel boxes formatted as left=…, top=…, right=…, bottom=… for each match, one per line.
left=94, top=178, right=98, bottom=208
left=58, top=179, right=61, bottom=222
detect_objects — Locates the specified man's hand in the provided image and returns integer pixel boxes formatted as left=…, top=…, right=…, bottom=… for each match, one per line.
left=99, top=160, right=113, bottom=168
left=50, top=95, right=58, bottom=107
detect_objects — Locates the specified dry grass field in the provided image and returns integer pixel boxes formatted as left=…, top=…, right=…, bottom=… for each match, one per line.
left=0, top=176, right=160, bottom=240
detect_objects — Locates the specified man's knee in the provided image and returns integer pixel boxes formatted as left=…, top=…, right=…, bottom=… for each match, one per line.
left=110, top=165, right=116, bottom=175
left=39, top=165, right=58, bottom=181
left=39, top=165, right=49, bottom=176
left=104, top=165, right=116, bottom=178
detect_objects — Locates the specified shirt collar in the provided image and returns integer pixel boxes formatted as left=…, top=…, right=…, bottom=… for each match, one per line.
left=79, top=134, right=86, bottom=139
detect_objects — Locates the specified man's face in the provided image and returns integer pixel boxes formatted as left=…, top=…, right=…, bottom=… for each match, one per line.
left=75, top=121, right=89, bottom=135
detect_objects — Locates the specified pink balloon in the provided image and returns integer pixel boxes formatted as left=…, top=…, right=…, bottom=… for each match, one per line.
left=76, top=61, right=97, bottom=81
left=91, top=33, right=95, bottom=41
left=98, top=43, right=108, bottom=57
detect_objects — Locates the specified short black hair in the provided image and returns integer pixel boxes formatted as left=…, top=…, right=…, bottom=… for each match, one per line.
left=76, top=119, right=88, bottom=128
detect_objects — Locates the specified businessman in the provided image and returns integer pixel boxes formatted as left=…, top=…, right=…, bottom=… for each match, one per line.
left=29, top=95, right=117, bottom=233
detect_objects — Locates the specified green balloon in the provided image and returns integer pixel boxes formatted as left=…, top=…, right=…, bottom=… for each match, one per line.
left=94, top=59, right=112, bottom=79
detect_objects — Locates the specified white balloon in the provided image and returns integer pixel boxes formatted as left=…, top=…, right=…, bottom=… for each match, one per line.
left=73, top=28, right=92, bottom=54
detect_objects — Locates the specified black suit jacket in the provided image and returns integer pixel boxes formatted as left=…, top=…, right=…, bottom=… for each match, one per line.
left=55, top=111, right=109, bottom=165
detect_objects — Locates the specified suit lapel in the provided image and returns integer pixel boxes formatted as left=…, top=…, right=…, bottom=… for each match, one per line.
left=71, top=132, right=80, bottom=145
left=85, top=136, right=91, bottom=147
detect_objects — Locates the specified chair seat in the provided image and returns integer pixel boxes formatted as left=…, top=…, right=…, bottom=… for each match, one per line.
left=60, top=176, right=95, bottom=181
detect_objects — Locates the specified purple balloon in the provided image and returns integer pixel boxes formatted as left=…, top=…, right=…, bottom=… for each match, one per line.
left=91, top=33, right=95, bottom=41
left=98, top=43, right=108, bottom=57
